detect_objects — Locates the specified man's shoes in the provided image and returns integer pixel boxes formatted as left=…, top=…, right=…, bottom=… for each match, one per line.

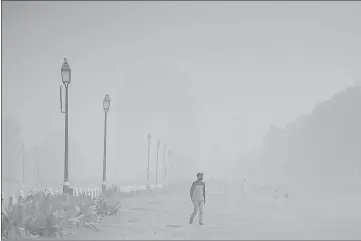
left=199, top=222, right=204, bottom=225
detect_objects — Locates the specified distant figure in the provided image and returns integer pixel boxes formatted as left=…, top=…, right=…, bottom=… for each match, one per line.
left=189, top=172, right=206, bottom=225
left=243, top=177, right=248, bottom=195
left=273, top=190, right=289, bottom=200
left=278, top=191, right=288, bottom=200
left=272, top=189, right=278, bottom=199
left=284, top=191, right=288, bottom=199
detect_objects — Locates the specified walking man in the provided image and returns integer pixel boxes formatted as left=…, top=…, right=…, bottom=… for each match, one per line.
left=189, top=172, right=206, bottom=225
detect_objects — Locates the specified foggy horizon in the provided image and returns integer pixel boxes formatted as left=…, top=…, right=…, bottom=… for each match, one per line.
left=2, top=1, right=361, bottom=183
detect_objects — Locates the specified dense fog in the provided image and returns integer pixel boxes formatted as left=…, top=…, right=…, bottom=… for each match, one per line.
left=2, top=2, right=361, bottom=194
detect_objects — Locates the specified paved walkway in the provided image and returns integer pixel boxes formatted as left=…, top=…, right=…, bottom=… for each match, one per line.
left=66, top=186, right=361, bottom=240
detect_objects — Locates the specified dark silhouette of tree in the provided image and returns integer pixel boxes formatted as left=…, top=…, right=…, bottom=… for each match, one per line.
left=261, top=86, right=361, bottom=187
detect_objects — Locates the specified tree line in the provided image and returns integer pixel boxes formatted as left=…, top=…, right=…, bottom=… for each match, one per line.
left=260, top=86, right=361, bottom=188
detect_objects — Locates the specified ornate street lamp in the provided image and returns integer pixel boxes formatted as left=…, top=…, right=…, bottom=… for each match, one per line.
left=163, top=144, right=167, bottom=183
left=60, top=58, right=71, bottom=194
left=147, top=134, right=152, bottom=185
left=102, top=94, right=111, bottom=193
left=168, top=148, right=172, bottom=182
left=156, top=140, right=160, bottom=185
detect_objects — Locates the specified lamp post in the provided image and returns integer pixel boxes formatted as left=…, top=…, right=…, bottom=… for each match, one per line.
left=37, top=163, right=39, bottom=187
left=162, top=144, right=167, bottom=184
left=22, top=143, right=25, bottom=186
left=156, top=140, right=160, bottom=185
left=167, top=148, right=172, bottom=184
left=33, top=147, right=37, bottom=188
left=60, top=58, right=71, bottom=194
left=147, top=134, right=151, bottom=186
left=102, top=94, right=111, bottom=193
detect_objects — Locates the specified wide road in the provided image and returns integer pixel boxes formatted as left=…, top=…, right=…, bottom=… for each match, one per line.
left=67, top=184, right=361, bottom=240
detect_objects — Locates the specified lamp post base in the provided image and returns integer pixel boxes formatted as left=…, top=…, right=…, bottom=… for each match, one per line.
left=101, top=181, right=107, bottom=193
left=63, top=181, right=72, bottom=195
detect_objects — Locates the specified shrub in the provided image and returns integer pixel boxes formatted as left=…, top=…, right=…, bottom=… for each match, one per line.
left=1, top=192, right=117, bottom=240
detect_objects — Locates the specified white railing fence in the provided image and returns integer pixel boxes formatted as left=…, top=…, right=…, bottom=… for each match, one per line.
left=1, top=182, right=164, bottom=209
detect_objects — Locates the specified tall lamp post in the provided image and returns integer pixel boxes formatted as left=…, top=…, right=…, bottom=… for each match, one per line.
left=60, top=58, right=71, bottom=194
left=102, top=94, right=111, bottom=193
left=22, top=143, right=25, bottom=186
left=155, top=140, right=160, bottom=185
left=147, top=134, right=152, bottom=186
left=167, top=148, right=172, bottom=184
left=33, top=147, right=37, bottom=188
left=168, top=148, right=172, bottom=170
left=162, top=144, right=167, bottom=184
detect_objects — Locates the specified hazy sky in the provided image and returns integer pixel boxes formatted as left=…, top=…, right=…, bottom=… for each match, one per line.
left=2, top=1, right=361, bottom=178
